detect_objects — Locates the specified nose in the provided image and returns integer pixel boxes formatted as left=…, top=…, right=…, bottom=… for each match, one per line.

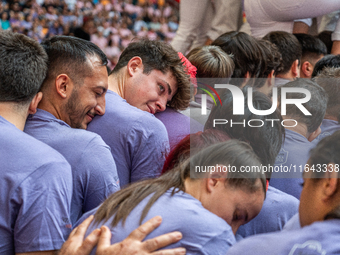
left=155, top=96, right=167, bottom=113
left=95, top=95, right=106, bottom=115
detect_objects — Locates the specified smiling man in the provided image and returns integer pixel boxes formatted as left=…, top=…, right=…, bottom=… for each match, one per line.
left=24, top=36, right=120, bottom=225
left=88, top=38, right=191, bottom=187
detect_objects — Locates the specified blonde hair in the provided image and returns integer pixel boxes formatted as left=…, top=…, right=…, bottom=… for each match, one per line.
left=186, top=45, right=235, bottom=79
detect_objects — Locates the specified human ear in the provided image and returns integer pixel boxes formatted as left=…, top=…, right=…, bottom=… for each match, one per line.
left=55, top=74, right=72, bottom=98
left=206, top=178, right=218, bottom=193
left=308, top=126, right=321, bottom=142
left=28, top=92, right=43, bottom=115
left=292, top=59, right=300, bottom=78
left=322, top=164, right=339, bottom=199
left=301, top=61, right=313, bottom=79
left=127, top=56, right=143, bottom=77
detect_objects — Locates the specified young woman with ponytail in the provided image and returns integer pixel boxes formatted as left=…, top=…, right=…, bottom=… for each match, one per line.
left=79, top=139, right=266, bottom=255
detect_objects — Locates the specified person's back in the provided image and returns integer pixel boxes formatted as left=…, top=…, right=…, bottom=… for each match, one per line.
left=270, top=79, right=328, bottom=199
left=83, top=189, right=235, bottom=255
left=88, top=90, right=169, bottom=187
left=24, top=109, right=120, bottom=223
left=0, top=31, right=73, bottom=254
left=79, top=141, right=266, bottom=255
left=0, top=116, right=73, bottom=253
left=228, top=219, right=340, bottom=255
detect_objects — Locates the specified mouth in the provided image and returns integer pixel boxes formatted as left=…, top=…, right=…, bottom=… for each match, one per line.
left=147, top=105, right=155, bottom=114
left=86, top=113, right=95, bottom=122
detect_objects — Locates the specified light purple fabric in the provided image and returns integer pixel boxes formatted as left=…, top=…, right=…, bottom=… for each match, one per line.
left=155, top=107, right=204, bottom=150
left=0, top=116, right=72, bottom=253
left=227, top=219, right=340, bottom=255
left=24, top=109, right=120, bottom=224
left=87, top=90, right=169, bottom=187
left=270, top=129, right=314, bottom=199
left=315, top=119, right=340, bottom=142
left=80, top=189, right=236, bottom=255
left=236, top=185, right=299, bottom=239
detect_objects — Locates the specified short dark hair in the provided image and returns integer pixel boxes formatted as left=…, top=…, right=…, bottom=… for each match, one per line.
left=263, top=31, right=302, bottom=75
left=0, top=31, right=48, bottom=104
left=212, top=31, right=264, bottom=86
left=205, top=87, right=285, bottom=175
left=252, top=39, right=284, bottom=89
left=309, top=130, right=340, bottom=179
left=316, top=31, right=333, bottom=54
left=314, top=67, right=340, bottom=121
left=294, top=33, right=327, bottom=65
left=279, top=79, right=328, bottom=133
left=312, top=54, right=340, bottom=78
left=40, top=35, right=107, bottom=90
left=111, top=38, right=191, bottom=111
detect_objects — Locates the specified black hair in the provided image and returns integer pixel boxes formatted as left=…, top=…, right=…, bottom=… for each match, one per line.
left=40, top=35, right=107, bottom=90
left=294, top=33, right=327, bottom=65
left=204, top=86, right=285, bottom=178
left=0, top=31, right=48, bottom=104
left=279, top=79, right=328, bottom=133
left=263, top=31, right=302, bottom=75
left=312, top=54, right=340, bottom=78
left=314, top=67, right=340, bottom=121
left=212, top=31, right=264, bottom=86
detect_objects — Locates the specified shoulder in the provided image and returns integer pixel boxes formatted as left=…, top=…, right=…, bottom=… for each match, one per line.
left=266, top=186, right=299, bottom=208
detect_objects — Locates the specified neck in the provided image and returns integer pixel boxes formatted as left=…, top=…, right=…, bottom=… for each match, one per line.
left=184, top=178, right=203, bottom=201
left=0, top=102, right=28, bottom=131
left=283, top=117, right=309, bottom=138
left=38, top=96, right=63, bottom=121
left=324, top=114, right=338, bottom=122
left=276, top=73, right=295, bottom=81
left=108, top=70, right=125, bottom=98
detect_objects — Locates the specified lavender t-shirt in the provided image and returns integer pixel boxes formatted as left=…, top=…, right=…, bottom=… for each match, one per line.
left=80, top=189, right=236, bottom=255
left=0, top=116, right=72, bottom=254
left=270, top=129, right=314, bottom=199
left=155, top=107, right=204, bottom=150
left=24, top=109, right=120, bottom=224
left=314, top=119, right=340, bottom=142
left=87, top=90, right=169, bottom=187
left=227, top=219, right=340, bottom=255
left=236, top=185, right=299, bottom=239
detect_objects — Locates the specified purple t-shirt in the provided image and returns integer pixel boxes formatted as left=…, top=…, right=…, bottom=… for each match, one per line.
left=87, top=90, right=169, bottom=187
left=315, top=119, right=340, bottom=142
left=155, top=107, right=204, bottom=150
left=270, top=129, right=314, bottom=199
left=80, top=189, right=236, bottom=255
left=0, top=116, right=72, bottom=254
left=236, top=185, right=299, bottom=239
left=227, top=219, right=340, bottom=255
left=24, top=109, right=120, bottom=224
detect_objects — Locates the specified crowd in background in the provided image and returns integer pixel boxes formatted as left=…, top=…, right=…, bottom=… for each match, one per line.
left=0, top=0, right=179, bottom=67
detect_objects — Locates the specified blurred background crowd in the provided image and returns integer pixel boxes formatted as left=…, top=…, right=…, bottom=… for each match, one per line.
left=0, top=0, right=180, bottom=68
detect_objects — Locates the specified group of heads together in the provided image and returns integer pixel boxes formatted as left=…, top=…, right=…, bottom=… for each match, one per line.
left=2, top=29, right=340, bottom=235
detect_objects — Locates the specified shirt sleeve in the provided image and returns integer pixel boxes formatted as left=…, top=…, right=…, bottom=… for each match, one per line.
left=128, top=116, right=170, bottom=183
left=78, top=135, right=120, bottom=213
left=13, top=160, right=73, bottom=253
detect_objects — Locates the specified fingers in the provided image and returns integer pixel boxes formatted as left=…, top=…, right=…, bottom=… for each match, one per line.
left=143, top=231, right=183, bottom=252
left=152, top=247, right=186, bottom=255
left=128, top=216, right=162, bottom=241
left=96, top=225, right=113, bottom=251
left=70, top=215, right=94, bottom=239
left=76, top=228, right=102, bottom=255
